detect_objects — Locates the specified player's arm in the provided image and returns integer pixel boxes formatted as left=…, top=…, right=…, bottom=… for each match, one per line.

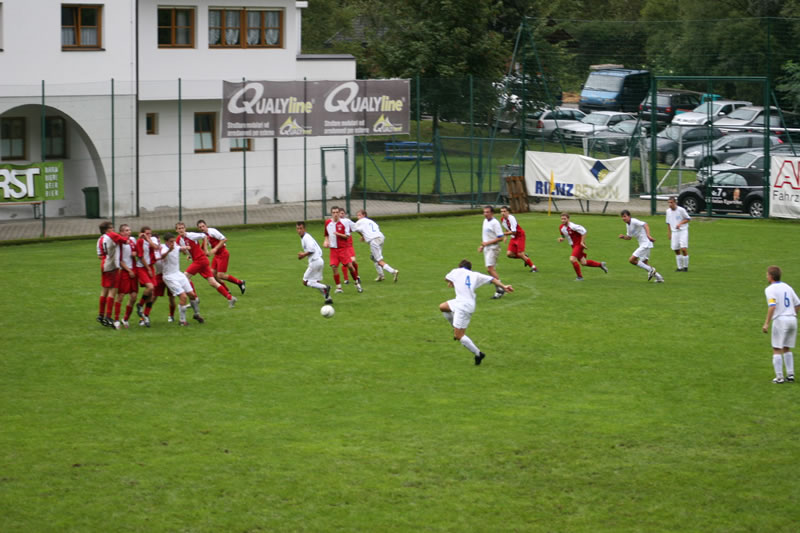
left=763, top=304, right=776, bottom=333
left=210, top=237, right=227, bottom=255
left=618, top=233, right=631, bottom=240
left=644, top=222, right=655, bottom=242
left=491, top=278, right=513, bottom=293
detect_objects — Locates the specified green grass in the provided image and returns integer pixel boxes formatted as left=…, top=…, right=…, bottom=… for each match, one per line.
left=2, top=213, right=800, bottom=532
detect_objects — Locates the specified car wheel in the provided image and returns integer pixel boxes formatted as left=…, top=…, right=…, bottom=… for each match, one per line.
left=746, top=198, right=764, bottom=218
left=663, top=151, right=677, bottom=165
left=680, top=194, right=703, bottom=214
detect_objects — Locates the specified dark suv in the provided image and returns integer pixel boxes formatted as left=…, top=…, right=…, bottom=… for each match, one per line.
left=640, top=89, right=703, bottom=124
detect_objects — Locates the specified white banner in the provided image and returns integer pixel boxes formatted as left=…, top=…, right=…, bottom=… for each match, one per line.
left=524, top=151, right=630, bottom=202
left=770, top=156, right=800, bottom=219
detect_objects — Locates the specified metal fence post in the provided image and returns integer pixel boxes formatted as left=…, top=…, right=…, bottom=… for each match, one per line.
left=111, top=78, right=115, bottom=227
left=40, top=80, right=46, bottom=238
left=178, top=77, right=182, bottom=221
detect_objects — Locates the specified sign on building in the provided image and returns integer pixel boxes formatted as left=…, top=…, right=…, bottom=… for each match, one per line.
left=525, top=152, right=630, bottom=202
left=222, top=79, right=410, bottom=138
left=0, top=162, right=64, bottom=202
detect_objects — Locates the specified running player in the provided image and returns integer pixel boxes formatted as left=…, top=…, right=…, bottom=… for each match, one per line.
left=478, top=206, right=506, bottom=299
left=353, top=209, right=399, bottom=282
left=160, top=232, right=204, bottom=326
left=439, top=259, right=514, bottom=365
left=619, top=210, right=664, bottom=283
left=175, top=221, right=237, bottom=307
left=499, top=205, right=537, bottom=272
left=558, top=213, right=608, bottom=281
left=337, top=208, right=361, bottom=286
left=323, top=207, right=361, bottom=294
left=196, top=220, right=246, bottom=294
left=296, top=221, right=333, bottom=304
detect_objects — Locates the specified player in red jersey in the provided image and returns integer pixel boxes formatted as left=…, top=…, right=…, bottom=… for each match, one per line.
left=133, top=226, right=158, bottom=326
left=337, top=208, right=361, bottom=286
left=112, top=224, right=139, bottom=328
left=175, top=221, right=237, bottom=307
left=196, top=219, right=246, bottom=295
left=499, top=206, right=537, bottom=272
left=323, top=206, right=362, bottom=294
left=96, top=220, right=130, bottom=327
left=558, top=212, right=608, bottom=281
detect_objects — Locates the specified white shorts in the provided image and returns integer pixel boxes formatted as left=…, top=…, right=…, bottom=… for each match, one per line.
left=670, top=230, right=688, bottom=250
left=447, top=299, right=474, bottom=330
left=772, top=316, right=798, bottom=349
left=303, top=258, right=324, bottom=282
left=633, top=245, right=652, bottom=261
left=368, top=237, right=385, bottom=263
left=164, top=272, right=193, bottom=296
left=483, top=245, right=500, bottom=268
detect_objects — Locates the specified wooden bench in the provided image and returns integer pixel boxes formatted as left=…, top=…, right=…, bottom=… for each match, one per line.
left=384, top=141, right=434, bottom=161
left=0, top=200, right=43, bottom=219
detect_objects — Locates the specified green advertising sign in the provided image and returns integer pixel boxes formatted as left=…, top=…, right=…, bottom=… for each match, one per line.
left=0, top=162, right=64, bottom=202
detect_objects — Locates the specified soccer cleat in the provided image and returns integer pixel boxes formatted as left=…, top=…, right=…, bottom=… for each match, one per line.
left=357, top=282, right=363, bottom=294
left=113, top=320, right=121, bottom=330
left=655, top=274, right=665, bottom=283
left=144, top=316, right=151, bottom=328
left=335, top=287, right=344, bottom=294
left=648, top=269, right=656, bottom=281
left=675, top=268, right=683, bottom=272
left=239, top=280, right=246, bottom=294
left=375, top=275, right=385, bottom=282
left=474, top=352, right=486, bottom=366
left=683, top=267, right=689, bottom=272
left=575, top=277, right=584, bottom=281
left=491, top=291, right=504, bottom=299
left=600, top=262, right=608, bottom=274
left=773, top=377, right=786, bottom=384
left=393, top=270, right=399, bottom=283
left=96, top=315, right=105, bottom=325
left=103, top=317, right=115, bottom=328
left=193, top=314, right=205, bottom=324
left=788, top=375, right=795, bottom=383
left=229, top=296, right=237, bottom=308
left=136, top=303, right=144, bottom=318
left=357, top=276, right=362, bottom=284
left=139, top=319, right=147, bottom=327
left=179, top=320, right=189, bottom=327
left=344, top=279, right=349, bottom=285
left=121, top=320, right=129, bottom=328
left=530, top=265, right=538, bottom=273
left=167, top=316, right=175, bottom=323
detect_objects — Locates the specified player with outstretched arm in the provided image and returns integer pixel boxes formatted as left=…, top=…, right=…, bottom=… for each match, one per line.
left=499, top=205, right=537, bottom=272
left=196, top=219, right=246, bottom=294
left=558, top=212, right=608, bottom=280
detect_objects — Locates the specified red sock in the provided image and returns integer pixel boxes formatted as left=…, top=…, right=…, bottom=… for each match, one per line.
left=190, top=281, right=196, bottom=291
left=572, top=262, right=583, bottom=277
left=105, top=296, right=115, bottom=317
left=216, top=284, right=232, bottom=299
left=524, top=256, right=533, bottom=267
left=99, top=296, right=106, bottom=316
left=352, top=262, right=359, bottom=279
left=144, top=302, right=153, bottom=316
left=114, top=302, right=122, bottom=320
left=333, top=272, right=341, bottom=285
left=124, top=305, right=133, bottom=320
left=342, top=268, right=349, bottom=281
left=585, top=259, right=602, bottom=268
left=226, top=275, right=241, bottom=285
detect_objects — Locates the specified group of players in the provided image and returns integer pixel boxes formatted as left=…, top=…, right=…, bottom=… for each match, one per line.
left=96, top=220, right=246, bottom=328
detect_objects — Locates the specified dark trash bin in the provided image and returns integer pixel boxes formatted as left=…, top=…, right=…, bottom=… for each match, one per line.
left=82, top=187, right=100, bottom=218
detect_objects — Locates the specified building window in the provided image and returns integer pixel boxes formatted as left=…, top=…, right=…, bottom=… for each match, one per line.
left=157, top=7, right=194, bottom=48
left=146, top=113, right=158, bottom=135
left=62, top=5, right=102, bottom=49
left=1, top=117, right=25, bottom=160
left=230, top=138, right=252, bottom=152
left=209, top=9, right=283, bottom=48
left=45, top=116, right=67, bottom=159
left=194, top=112, right=216, bottom=153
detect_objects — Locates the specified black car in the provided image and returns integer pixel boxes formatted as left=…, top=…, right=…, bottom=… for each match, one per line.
left=589, top=119, right=648, bottom=154
left=643, top=125, right=724, bottom=165
left=640, top=88, right=703, bottom=124
left=677, top=168, right=766, bottom=217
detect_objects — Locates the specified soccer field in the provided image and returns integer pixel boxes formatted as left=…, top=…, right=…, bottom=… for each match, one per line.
left=2, top=212, right=799, bottom=532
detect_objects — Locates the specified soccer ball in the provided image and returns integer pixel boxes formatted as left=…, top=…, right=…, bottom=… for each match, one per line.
left=320, top=304, right=335, bottom=318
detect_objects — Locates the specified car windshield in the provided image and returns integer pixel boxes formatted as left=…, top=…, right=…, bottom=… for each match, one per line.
left=584, top=73, right=623, bottom=92
left=582, top=114, right=611, bottom=126
left=609, top=121, right=636, bottom=134
left=658, top=125, right=686, bottom=141
left=726, top=108, right=760, bottom=121
left=726, top=152, right=759, bottom=167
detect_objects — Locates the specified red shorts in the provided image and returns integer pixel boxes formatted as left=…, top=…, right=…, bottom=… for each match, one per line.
left=153, top=274, right=166, bottom=297
left=134, top=266, right=154, bottom=287
left=211, top=249, right=230, bottom=272
left=186, top=258, right=214, bottom=278
left=571, top=244, right=586, bottom=261
left=101, top=269, right=119, bottom=288
left=341, top=245, right=356, bottom=261
left=329, top=247, right=351, bottom=266
left=116, top=270, right=138, bottom=294
left=508, top=235, right=526, bottom=255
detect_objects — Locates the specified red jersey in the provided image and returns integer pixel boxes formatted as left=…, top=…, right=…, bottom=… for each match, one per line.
left=323, top=219, right=348, bottom=249
left=559, top=221, right=586, bottom=246
left=205, top=227, right=227, bottom=255
left=179, top=232, right=208, bottom=262
left=97, top=231, right=128, bottom=272
left=501, top=214, right=525, bottom=238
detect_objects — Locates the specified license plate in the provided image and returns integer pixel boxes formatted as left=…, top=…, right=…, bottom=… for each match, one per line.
left=685, top=158, right=694, bottom=168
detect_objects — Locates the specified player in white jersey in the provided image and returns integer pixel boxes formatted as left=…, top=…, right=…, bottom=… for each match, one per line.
left=478, top=206, right=507, bottom=299
left=353, top=209, right=399, bottom=282
left=762, top=266, right=800, bottom=383
left=439, top=259, right=514, bottom=365
left=296, top=221, right=333, bottom=304
left=619, top=210, right=664, bottom=283
left=665, top=196, right=691, bottom=272
left=336, top=209, right=361, bottom=286
left=160, top=232, right=204, bottom=326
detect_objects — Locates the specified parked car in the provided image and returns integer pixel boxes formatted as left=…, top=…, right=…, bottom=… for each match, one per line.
left=579, top=68, right=650, bottom=113
left=671, top=100, right=752, bottom=126
left=677, top=168, right=767, bottom=217
left=682, top=133, right=782, bottom=169
left=509, top=107, right=586, bottom=138
left=745, top=111, right=800, bottom=142
left=639, top=88, right=703, bottom=124
left=714, top=106, right=776, bottom=133
left=589, top=119, right=648, bottom=154
left=642, top=125, right=724, bottom=165
left=555, top=111, right=636, bottom=142
left=698, top=145, right=800, bottom=180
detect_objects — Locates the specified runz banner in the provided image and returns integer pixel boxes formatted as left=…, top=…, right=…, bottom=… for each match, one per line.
left=525, top=151, right=630, bottom=202
left=222, top=79, right=410, bottom=138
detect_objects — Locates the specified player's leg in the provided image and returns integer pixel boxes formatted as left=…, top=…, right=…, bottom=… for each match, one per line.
left=214, top=251, right=245, bottom=293
left=185, top=282, right=204, bottom=323
left=451, top=310, right=485, bottom=365
left=343, top=261, right=362, bottom=292
left=439, top=301, right=454, bottom=327
left=350, top=253, right=360, bottom=283
left=177, top=291, right=190, bottom=325
left=570, top=255, right=583, bottom=280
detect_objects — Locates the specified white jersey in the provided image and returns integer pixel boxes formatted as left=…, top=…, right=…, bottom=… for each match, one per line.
left=626, top=217, right=653, bottom=248
left=560, top=221, right=586, bottom=246
left=482, top=217, right=503, bottom=246
left=97, top=233, right=120, bottom=271
left=119, top=236, right=136, bottom=269
left=446, top=267, right=495, bottom=313
left=353, top=217, right=384, bottom=242
left=765, top=281, right=800, bottom=321
left=161, top=243, right=184, bottom=277
left=183, top=231, right=206, bottom=244
left=155, top=243, right=168, bottom=275
left=301, top=232, right=323, bottom=263
left=501, top=214, right=519, bottom=234
left=666, top=206, right=690, bottom=232
left=341, top=217, right=357, bottom=234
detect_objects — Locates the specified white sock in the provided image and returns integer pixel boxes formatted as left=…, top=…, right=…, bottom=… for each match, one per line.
left=442, top=311, right=454, bottom=326
left=773, top=354, right=784, bottom=378
left=382, top=264, right=396, bottom=274
left=676, top=255, right=682, bottom=269
left=459, top=335, right=481, bottom=356
left=190, top=299, right=200, bottom=314
left=784, top=352, right=794, bottom=376
left=308, top=280, right=326, bottom=292
left=636, top=262, right=653, bottom=273
left=374, top=262, right=384, bottom=276
left=684, top=255, right=689, bottom=268
left=179, top=305, right=187, bottom=322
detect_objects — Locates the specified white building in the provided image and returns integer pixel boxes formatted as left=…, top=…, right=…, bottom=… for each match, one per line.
left=0, top=0, right=356, bottom=220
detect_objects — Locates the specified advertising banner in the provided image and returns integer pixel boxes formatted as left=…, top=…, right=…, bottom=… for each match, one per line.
left=770, top=156, right=800, bottom=219
left=222, top=79, right=410, bottom=138
left=524, top=151, right=630, bottom=202
left=0, top=162, right=64, bottom=202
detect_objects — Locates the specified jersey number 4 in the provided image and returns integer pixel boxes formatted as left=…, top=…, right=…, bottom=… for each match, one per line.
left=465, top=275, right=471, bottom=288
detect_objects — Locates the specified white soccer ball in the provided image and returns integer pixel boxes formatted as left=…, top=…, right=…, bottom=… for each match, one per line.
left=320, top=304, right=335, bottom=318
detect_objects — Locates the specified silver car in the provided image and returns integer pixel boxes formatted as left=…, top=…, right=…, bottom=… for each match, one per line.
left=714, top=106, right=776, bottom=133
left=510, top=107, right=586, bottom=139
left=671, top=100, right=751, bottom=126
left=682, top=133, right=782, bottom=169
left=555, top=111, right=636, bottom=142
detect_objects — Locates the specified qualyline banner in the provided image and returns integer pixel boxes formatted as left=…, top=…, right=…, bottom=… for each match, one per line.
left=525, top=151, right=630, bottom=202
left=770, top=155, right=800, bottom=219
left=222, top=79, right=410, bottom=138
left=0, top=162, right=64, bottom=202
